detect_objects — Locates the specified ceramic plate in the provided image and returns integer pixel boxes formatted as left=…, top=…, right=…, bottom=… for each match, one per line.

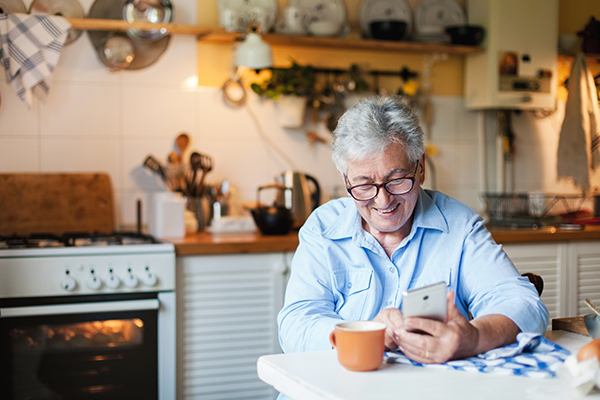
left=29, top=0, right=84, bottom=44
left=217, top=0, right=277, bottom=33
left=359, top=0, right=412, bottom=38
left=290, top=0, right=346, bottom=25
left=414, top=0, right=465, bottom=34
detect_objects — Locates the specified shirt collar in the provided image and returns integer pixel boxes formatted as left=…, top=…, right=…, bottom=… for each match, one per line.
left=322, top=187, right=448, bottom=240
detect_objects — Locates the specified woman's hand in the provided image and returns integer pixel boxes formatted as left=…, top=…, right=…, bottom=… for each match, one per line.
left=372, top=307, right=405, bottom=351
left=390, top=291, right=520, bottom=364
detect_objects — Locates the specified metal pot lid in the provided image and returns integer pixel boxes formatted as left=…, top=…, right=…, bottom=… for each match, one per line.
left=99, top=34, right=135, bottom=71
left=88, top=0, right=170, bottom=71
left=29, top=0, right=85, bottom=45
left=122, top=0, right=173, bottom=42
left=0, top=0, right=26, bottom=14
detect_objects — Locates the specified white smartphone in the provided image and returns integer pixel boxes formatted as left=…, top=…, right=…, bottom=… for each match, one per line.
left=401, top=281, right=448, bottom=329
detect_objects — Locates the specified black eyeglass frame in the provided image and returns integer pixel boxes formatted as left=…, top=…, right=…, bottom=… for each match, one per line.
left=345, top=161, right=419, bottom=201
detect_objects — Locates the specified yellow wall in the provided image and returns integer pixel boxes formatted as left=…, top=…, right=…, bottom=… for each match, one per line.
left=197, top=0, right=598, bottom=97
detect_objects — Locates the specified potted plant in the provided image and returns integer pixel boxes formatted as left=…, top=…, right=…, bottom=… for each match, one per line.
left=251, top=62, right=316, bottom=128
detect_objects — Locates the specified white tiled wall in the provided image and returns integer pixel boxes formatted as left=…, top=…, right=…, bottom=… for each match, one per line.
left=0, top=0, right=590, bottom=229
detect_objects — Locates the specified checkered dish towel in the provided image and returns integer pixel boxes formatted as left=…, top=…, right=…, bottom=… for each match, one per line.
left=386, top=333, right=571, bottom=378
left=0, top=13, right=70, bottom=107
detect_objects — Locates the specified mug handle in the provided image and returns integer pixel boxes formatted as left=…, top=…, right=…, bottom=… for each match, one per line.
left=329, top=330, right=337, bottom=349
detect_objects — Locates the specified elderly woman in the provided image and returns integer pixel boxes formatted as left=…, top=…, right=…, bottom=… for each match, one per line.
left=277, top=95, right=548, bottom=364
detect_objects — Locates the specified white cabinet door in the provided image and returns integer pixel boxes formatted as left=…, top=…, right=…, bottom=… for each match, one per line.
left=502, top=242, right=568, bottom=320
left=176, top=253, right=290, bottom=400
left=569, top=242, right=600, bottom=317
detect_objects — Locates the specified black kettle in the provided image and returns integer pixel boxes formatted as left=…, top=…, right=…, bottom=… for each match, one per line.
left=275, top=171, right=321, bottom=228
left=250, top=184, right=294, bottom=235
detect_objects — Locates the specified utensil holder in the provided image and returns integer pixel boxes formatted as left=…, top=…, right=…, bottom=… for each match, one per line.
left=187, top=196, right=211, bottom=232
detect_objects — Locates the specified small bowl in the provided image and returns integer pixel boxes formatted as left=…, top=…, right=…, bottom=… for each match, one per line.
left=584, top=314, right=600, bottom=339
left=307, top=21, right=342, bottom=37
left=445, top=25, right=485, bottom=46
left=369, top=20, right=407, bottom=41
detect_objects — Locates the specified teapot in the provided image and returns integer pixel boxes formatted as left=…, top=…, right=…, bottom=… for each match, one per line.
left=275, top=171, right=321, bottom=229
left=250, top=184, right=294, bottom=235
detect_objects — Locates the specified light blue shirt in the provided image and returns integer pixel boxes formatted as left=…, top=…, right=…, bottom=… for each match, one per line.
left=278, top=188, right=549, bottom=353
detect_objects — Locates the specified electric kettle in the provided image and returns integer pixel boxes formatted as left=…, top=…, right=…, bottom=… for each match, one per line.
left=275, top=171, right=321, bottom=228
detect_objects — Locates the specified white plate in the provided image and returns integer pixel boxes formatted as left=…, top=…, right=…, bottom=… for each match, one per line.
left=290, top=0, right=346, bottom=26
left=414, top=0, right=465, bottom=34
left=218, top=0, right=278, bottom=33
left=359, top=0, right=412, bottom=38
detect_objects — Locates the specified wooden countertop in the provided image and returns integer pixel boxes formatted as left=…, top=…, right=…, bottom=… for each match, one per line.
left=490, top=224, right=600, bottom=244
left=170, top=225, right=600, bottom=256
left=169, top=231, right=300, bottom=256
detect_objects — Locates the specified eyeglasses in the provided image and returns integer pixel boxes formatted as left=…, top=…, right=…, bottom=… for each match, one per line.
left=346, top=161, right=419, bottom=201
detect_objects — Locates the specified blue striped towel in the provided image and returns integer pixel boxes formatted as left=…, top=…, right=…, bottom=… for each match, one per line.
left=385, top=332, right=571, bottom=378
left=0, top=13, right=70, bottom=107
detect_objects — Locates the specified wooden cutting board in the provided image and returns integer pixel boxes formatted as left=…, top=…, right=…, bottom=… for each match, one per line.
left=0, top=173, right=115, bottom=236
left=552, top=316, right=590, bottom=336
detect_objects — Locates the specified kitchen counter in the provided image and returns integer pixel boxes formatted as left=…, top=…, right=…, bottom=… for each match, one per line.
left=169, top=231, right=300, bottom=255
left=171, top=225, right=600, bottom=256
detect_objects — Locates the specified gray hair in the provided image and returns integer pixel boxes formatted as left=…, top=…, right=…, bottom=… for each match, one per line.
left=331, top=95, right=425, bottom=174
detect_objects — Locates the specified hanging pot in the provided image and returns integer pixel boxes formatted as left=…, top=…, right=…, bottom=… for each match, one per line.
left=276, top=95, right=307, bottom=128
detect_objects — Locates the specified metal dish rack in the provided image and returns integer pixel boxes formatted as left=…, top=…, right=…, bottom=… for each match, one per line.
left=481, top=193, right=586, bottom=228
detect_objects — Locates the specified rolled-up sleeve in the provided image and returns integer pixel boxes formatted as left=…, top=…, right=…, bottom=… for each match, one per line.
left=278, top=225, right=343, bottom=353
left=457, top=216, right=549, bottom=334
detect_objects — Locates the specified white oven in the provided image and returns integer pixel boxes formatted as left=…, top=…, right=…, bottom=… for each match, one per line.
left=0, top=234, right=176, bottom=400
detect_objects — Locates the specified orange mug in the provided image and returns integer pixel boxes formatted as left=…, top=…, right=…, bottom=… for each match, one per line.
left=329, top=321, right=386, bottom=371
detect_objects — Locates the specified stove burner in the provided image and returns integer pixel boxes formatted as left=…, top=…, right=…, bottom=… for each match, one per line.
left=0, top=234, right=64, bottom=249
left=0, top=232, right=159, bottom=249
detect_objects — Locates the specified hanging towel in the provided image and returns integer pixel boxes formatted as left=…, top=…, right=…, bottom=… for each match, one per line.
left=0, top=13, right=70, bottom=107
left=557, top=52, right=600, bottom=190
left=385, top=332, right=571, bottom=378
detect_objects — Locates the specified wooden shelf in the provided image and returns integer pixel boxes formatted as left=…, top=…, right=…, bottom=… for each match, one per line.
left=200, top=31, right=484, bottom=55
left=65, top=18, right=483, bottom=54
left=66, top=17, right=211, bottom=36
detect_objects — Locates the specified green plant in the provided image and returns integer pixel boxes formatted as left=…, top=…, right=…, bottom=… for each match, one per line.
left=251, top=62, right=316, bottom=100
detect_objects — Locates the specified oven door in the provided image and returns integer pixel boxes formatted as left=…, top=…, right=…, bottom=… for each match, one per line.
left=0, top=292, right=175, bottom=400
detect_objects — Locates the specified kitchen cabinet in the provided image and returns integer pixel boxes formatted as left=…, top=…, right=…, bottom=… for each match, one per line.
left=503, top=240, right=600, bottom=323
left=176, top=252, right=291, bottom=400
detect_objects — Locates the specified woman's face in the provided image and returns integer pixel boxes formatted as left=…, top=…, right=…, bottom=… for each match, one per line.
left=344, top=141, right=424, bottom=237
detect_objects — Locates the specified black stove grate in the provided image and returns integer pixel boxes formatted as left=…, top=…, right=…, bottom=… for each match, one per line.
left=0, top=232, right=159, bottom=249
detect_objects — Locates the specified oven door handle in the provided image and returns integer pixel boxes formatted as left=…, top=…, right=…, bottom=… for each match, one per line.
left=0, top=299, right=160, bottom=318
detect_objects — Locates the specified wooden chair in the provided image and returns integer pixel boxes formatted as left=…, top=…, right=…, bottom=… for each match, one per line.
left=522, top=273, right=544, bottom=296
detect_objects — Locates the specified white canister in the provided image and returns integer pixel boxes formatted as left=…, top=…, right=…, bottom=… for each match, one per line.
left=148, top=192, right=186, bottom=239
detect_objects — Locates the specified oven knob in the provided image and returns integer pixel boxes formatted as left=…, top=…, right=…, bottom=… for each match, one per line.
left=141, top=270, right=158, bottom=287
left=105, top=273, right=120, bottom=289
left=60, top=276, right=77, bottom=291
left=124, top=273, right=139, bottom=288
left=86, top=274, right=102, bottom=290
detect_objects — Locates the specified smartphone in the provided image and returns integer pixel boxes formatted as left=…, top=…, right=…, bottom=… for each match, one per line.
left=401, top=281, right=448, bottom=330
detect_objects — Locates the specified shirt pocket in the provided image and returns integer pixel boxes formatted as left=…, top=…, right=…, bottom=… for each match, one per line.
left=415, top=268, right=453, bottom=291
left=333, top=268, right=373, bottom=321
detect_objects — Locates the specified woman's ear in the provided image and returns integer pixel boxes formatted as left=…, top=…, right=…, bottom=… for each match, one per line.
left=419, top=154, right=426, bottom=184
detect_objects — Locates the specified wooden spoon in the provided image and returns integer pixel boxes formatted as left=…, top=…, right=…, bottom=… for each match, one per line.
left=585, top=298, right=600, bottom=317
left=176, top=132, right=190, bottom=156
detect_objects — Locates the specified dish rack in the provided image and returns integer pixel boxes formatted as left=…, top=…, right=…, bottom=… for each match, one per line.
left=481, top=193, right=586, bottom=228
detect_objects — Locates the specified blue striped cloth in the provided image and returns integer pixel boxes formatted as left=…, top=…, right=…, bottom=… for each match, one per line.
left=385, top=332, right=571, bottom=378
left=0, top=13, right=70, bottom=107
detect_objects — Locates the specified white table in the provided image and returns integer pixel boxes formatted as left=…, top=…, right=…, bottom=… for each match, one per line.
left=257, top=331, right=600, bottom=400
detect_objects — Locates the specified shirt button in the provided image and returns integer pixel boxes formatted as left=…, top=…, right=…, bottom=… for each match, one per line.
left=389, top=267, right=394, bottom=273
left=387, top=300, right=392, bottom=306
left=347, top=282, right=352, bottom=289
